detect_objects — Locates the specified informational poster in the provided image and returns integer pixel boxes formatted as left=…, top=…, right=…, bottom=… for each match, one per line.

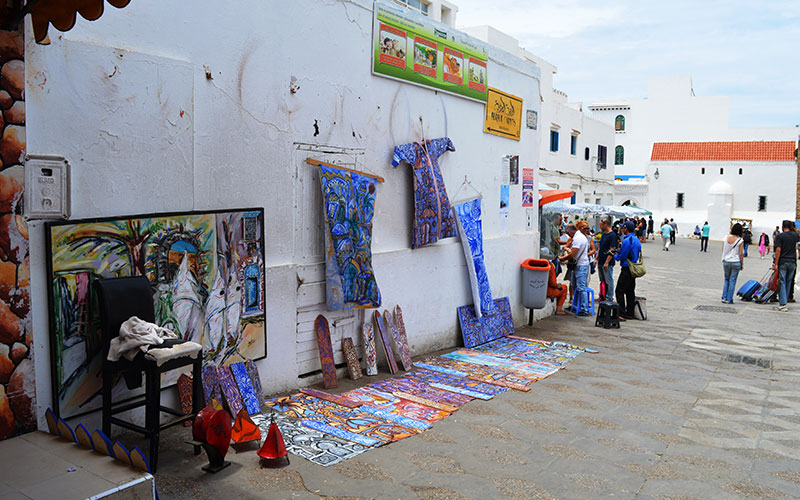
left=522, top=168, right=534, bottom=207
left=501, top=156, right=510, bottom=184
left=509, top=155, right=519, bottom=184
left=499, top=184, right=509, bottom=234
left=372, top=2, right=489, bottom=102
left=484, top=88, right=523, bottom=140
left=526, top=109, right=538, bottom=129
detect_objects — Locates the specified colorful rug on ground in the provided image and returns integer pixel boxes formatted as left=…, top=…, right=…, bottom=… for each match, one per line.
left=263, top=336, right=584, bottom=466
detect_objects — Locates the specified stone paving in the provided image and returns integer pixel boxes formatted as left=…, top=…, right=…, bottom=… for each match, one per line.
left=155, top=237, right=800, bottom=499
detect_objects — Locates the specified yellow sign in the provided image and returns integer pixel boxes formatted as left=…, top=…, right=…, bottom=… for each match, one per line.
left=484, top=87, right=523, bottom=140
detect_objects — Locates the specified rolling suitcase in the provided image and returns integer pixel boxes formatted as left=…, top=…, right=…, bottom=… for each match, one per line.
left=737, top=280, right=760, bottom=301
left=754, top=270, right=778, bottom=304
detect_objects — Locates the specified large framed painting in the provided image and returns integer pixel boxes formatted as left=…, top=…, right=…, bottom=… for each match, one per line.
left=45, top=208, right=266, bottom=419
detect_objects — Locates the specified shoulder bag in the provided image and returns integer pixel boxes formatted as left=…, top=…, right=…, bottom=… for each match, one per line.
left=627, top=244, right=646, bottom=278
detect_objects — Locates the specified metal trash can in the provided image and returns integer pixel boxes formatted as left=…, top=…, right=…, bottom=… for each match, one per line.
left=521, top=258, right=551, bottom=309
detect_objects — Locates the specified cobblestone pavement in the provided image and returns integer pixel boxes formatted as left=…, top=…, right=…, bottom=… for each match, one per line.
left=155, top=238, right=800, bottom=499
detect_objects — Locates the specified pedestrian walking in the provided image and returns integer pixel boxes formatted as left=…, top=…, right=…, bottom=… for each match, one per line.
left=700, top=221, right=710, bottom=252
left=597, top=217, right=619, bottom=301
left=559, top=224, right=591, bottom=316
left=615, top=220, right=642, bottom=319
left=772, top=220, right=799, bottom=312
left=721, top=223, right=744, bottom=304
left=660, top=218, right=672, bottom=251
left=742, top=225, right=752, bottom=258
left=669, top=218, right=677, bottom=245
left=647, top=215, right=654, bottom=240
left=758, top=232, right=769, bottom=259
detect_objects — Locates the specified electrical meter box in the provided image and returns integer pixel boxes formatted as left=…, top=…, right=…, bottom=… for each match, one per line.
left=24, top=154, right=71, bottom=220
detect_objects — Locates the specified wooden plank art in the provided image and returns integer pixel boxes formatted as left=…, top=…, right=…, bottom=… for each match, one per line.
left=251, top=412, right=369, bottom=467
left=231, top=361, right=262, bottom=415
left=202, top=364, right=223, bottom=410
left=392, top=305, right=413, bottom=371
left=342, top=337, right=363, bottom=380
left=299, top=387, right=362, bottom=408
left=442, top=349, right=560, bottom=377
left=373, top=310, right=399, bottom=373
left=45, top=208, right=266, bottom=419
left=177, top=373, right=194, bottom=426
left=112, top=441, right=132, bottom=466
left=129, top=446, right=151, bottom=473
left=406, top=368, right=508, bottom=400
left=368, top=376, right=472, bottom=407
left=245, top=360, right=264, bottom=403
left=363, top=323, right=378, bottom=376
left=57, top=417, right=76, bottom=443
left=392, top=392, right=458, bottom=413
left=315, top=315, right=338, bottom=389
left=384, top=310, right=411, bottom=371
left=217, top=365, right=245, bottom=417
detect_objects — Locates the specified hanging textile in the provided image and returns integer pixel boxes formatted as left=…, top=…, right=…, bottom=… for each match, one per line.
left=453, top=197, right=493, bottom=317
left=392, top=138, right=457, bottom=249
left=319, top=165, right=381, bottom=310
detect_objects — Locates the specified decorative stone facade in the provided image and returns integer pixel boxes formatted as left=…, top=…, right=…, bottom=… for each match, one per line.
left=0, top=27, right=34, bottom=440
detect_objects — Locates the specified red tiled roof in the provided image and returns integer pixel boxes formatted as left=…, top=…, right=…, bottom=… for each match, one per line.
left=650, top=141, right=796, bottom=162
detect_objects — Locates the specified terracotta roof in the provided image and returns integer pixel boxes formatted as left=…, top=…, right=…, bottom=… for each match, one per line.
left=650, top=141, right=796, bottom=162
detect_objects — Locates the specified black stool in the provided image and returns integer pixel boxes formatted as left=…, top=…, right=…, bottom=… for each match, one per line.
left=595, top=301, right=621, bottom=329
left=95, top=276, right=203, bottom=473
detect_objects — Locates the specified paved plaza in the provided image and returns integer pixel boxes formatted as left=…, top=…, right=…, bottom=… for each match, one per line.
left=156, top=237, right=800, bottom=500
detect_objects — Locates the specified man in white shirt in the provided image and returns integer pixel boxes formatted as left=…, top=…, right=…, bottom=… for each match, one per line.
left=559, top=224, right=591, bottom=316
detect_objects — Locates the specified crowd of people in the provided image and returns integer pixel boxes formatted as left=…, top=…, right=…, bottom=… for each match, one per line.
left=542, top=212, right=800, bottom=319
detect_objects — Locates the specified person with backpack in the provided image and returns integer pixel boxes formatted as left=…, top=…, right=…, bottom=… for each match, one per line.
left=742, top=225, right=752, bottom=258
left=615, top=220, right=642, bottom=320
left=721, top=223, right=744, bottom=304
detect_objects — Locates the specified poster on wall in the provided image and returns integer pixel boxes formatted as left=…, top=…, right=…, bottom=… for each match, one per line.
left=46, top=208, right=266, bottom=419
left=509, top=155, right=519, bottom=185
left=522, top=168, right=534, bottom=207
left=484, top=88, right=523, bottom=141
left=372, top=1, right=489, bottom=102
left=499, top=184, right=509, bottom=235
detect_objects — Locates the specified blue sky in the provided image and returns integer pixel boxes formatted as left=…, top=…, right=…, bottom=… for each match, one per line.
left=454, top=0, right=800, bottom=129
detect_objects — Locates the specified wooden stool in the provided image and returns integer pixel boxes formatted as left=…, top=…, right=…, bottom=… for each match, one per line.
left=595, top=301, right=621, bottom=329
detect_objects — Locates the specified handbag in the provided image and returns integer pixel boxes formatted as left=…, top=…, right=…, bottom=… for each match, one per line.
left=627, top=252, right=646, bottom=278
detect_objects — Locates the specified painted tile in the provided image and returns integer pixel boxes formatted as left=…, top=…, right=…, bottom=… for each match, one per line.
left=457, top=296, right=514, bottom=348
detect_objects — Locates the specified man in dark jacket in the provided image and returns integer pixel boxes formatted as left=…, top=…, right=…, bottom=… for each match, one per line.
left=615, top=220, right=642, bottom=319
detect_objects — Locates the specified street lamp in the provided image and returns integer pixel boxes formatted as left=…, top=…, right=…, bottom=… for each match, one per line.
left=654, top=168, right=660, bottom=180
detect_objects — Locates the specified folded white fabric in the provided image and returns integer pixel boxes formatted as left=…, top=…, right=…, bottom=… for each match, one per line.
left=107, top=316, right=178, bottom=362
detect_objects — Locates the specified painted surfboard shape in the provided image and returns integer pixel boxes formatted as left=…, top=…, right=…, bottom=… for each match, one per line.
left=112, top=441, right=132, bottom=466
left=57, top=418, right=76, bottom=443
left=92, top=429, right=113, bottom=457
left=129, top=446, right=151, bottom=473
left=314, top=315, right=338, bottom=389
left=373, top=310, right=398, bottom=374
left=44, top=408, right=58, bottom=436
left=393, top=305, right=413, bottom=371
left=74, top=423, right=94, bottom=449
left=363, top=324, right=378, bottom=376
left=341, top=337, right=362, bottom=380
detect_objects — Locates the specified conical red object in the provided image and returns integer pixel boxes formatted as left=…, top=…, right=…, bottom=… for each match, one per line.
left=257, top=414, right=289, bottom=468
left=231, top=409, right=261, bottom=444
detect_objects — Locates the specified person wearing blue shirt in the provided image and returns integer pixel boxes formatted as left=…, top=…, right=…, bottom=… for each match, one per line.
left=701, top=222, right=710, bottom=252
left=597, top=217, right=619, bottom=301
left=615, top=220, right=642, bottom=319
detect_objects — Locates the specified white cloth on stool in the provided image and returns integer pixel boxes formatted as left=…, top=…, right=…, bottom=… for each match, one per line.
left=107, top=316, right=178, bottom=362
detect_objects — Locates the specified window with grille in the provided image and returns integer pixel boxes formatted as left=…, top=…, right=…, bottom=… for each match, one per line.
left=758, top=196, right=767, bottom=212
left=615, top=145, right=624, bottom=165
left=597, top=145, right=607, bottom=169
left=615, top=114, right=625, bottom=131
left=676, top=193, right=684, bottom=208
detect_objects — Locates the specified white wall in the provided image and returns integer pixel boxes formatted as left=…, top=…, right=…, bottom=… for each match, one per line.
left=646, top=161, right=796, bottom=239
left=24, top=0, right=542, bottom=427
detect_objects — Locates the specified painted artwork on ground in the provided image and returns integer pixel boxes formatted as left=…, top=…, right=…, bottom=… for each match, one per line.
left=457, top=296, right=514, bottom=348
left=368, top=375, right=473, bottom=407
left=443, top=349, right=560, bottom=377
left=342, top=387, right=450, bottom=424
left=453, top=198, right=493, bottom=317
left=406, top=369, right=508, bottom=400
left=415, top=356, right=539, bottom=390
left=45, top=208, right=266, bottom=418
left=474, top=337, right=583, bottom=366
left=252, top=412, right=368, bottom=467
left=318, top=164, right=380, bottom=310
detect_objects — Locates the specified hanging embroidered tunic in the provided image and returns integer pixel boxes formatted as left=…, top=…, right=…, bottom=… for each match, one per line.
left=392, top=138, right=457, bottom=249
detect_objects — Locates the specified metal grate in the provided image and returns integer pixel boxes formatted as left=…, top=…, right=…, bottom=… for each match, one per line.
left=695, top=305, right=737, bottom=314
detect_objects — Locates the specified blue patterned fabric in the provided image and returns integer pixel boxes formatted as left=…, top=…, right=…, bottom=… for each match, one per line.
left=301, top=419, right=381, bottom=447
left=457, top=296, right=514, bottom=348
left=392, top=138, right=457, bottom=249
left=319, top=165, right=381, bottom=310
left=358, top=406, right=431, bottom=431
left=453, top=197, right=493, bottom=317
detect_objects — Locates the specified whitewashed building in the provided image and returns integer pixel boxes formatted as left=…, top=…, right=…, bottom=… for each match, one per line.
left=589, top=76, right=798, bottom=238
left=460, top=26, right=616, bottom=205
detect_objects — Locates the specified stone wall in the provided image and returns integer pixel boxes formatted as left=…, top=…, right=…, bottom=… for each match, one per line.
left=0, top=27, right=34, bottom=440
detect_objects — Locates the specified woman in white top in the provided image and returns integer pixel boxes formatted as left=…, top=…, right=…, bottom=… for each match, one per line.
left=721, top=223, right=744, bottom=304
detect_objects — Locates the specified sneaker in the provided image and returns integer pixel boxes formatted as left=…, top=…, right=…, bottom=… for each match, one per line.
left=773, top=305, right=789, bottom=312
